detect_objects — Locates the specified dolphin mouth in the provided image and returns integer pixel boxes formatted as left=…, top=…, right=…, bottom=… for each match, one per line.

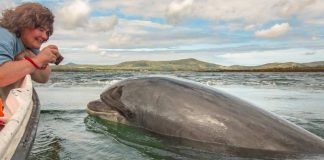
left=86, top=99, right=118, bottom=115
left=86, top=99, right=130, bottom=125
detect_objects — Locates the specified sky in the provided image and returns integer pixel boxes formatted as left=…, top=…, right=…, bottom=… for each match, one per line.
left=1, top=0, right=324, bottom=66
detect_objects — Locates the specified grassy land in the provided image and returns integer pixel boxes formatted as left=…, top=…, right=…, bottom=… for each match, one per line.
left=51, top=58, right=324, bottom=72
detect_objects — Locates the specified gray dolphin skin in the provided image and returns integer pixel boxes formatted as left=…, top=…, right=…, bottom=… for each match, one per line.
left=87, top=76, right=324, bottom=154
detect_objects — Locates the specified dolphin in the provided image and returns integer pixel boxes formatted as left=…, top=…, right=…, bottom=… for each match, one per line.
left=87, top=76, right=324, bottom=154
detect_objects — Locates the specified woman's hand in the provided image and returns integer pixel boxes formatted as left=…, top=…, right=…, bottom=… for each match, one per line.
left=33, top=45, right=61, bottom=67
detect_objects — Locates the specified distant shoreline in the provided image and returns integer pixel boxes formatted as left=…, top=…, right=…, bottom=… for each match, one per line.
left=51, top=67, right=324, bottom=72
left=51, top=58, right=324, bottom=72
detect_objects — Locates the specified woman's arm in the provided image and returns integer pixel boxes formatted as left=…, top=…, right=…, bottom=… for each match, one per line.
left=14, top=49, right=52, bottom=83
left=30, top=65, right=51, bottom=83
left=0, top=59, right=36, bottom=87
left=0, top=45, right=59, bottom=87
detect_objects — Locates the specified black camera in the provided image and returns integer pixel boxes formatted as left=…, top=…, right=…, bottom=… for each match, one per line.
left=55, top=55, right=64, bottom=65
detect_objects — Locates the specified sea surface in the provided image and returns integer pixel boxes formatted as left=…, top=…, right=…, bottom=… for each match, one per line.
left=28, top=72, right=324, bottom=160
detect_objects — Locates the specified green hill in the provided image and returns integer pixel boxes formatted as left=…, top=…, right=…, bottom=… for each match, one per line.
left=51, top=59, right=324, bottom=72
left=254, top=62, right=305, bottom=69
left=114, top=58, right=224, bottom=71
left=226, top=61, right=324, bottom=71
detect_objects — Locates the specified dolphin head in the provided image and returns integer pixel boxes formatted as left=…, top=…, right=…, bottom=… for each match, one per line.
left=87, top=81, right=136, bottom=126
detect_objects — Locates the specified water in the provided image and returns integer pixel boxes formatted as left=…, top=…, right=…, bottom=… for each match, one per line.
left=29, top=72, right=324, bottom=160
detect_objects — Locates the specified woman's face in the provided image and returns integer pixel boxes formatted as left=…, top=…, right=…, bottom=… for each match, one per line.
left=20, top=27, right=50, bottom=49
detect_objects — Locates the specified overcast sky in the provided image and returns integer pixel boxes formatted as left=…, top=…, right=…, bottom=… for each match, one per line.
left=2, top=0, right=324, bottom=66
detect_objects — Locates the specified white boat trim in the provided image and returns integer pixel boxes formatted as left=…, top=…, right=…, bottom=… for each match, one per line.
left=0, top=75, right=40, bottom=160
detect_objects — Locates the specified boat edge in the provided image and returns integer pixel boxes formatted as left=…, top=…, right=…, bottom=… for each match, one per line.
left=11, top=88, right=40, bottom=160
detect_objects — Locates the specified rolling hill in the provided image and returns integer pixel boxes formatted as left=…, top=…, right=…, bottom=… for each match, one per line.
left=51, top=58, right=324, bottom=72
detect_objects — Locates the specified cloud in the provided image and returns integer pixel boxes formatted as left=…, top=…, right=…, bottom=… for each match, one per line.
left=92, top=0, right=172, bottom=18
left=312, top=36, right=320, bottom=40
left=304, top=52, right=315, bottom=55
left=279, top=0, right=315, bottom=17
left=56, top=0, right=91, bottom=29
left=305, top=18, right=324, bottom=25
left=85, top=44, right=99, bottom=53
left=165, top=0, right=321, bottom=27
left=55, top=0, right=118, bottom=32
left=255, top=23, right=290, bottom=38
left=244, top=24, right=258, bottom=31
left=104, top=23, right=215, bottom=48
left=214, top=48, right=323, bottom=66
left=166, top=0, right=194, bottom=24
left=0, top=0, right=16, bottom=18
left=107, top=53, right=121, bottom=58
left=107, top=32, right=133, bottom=47
left=88, top=16, right=118, bottom=32
left=296, top=1, right=324, bottom=22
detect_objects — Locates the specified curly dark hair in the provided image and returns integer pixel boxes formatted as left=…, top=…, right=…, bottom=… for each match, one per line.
left=0, top=2, right=54, bottom=37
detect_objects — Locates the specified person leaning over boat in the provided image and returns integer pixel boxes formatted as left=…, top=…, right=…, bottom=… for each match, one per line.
left=0, top=2, right=61, bottom=88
